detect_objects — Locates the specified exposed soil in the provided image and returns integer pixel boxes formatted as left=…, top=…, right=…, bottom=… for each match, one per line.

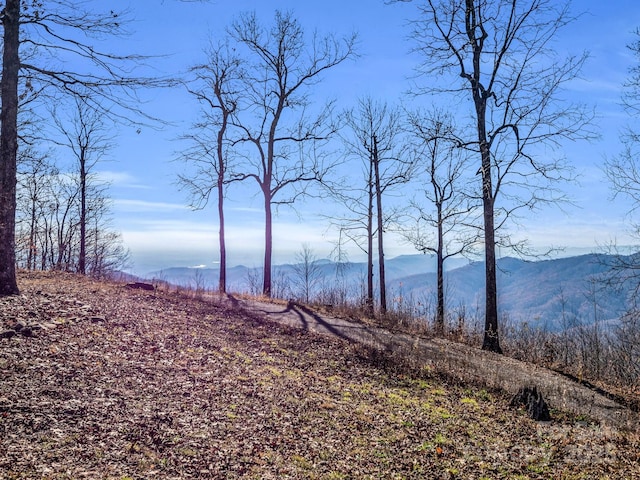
left=1, top=271, right=639, bottom=479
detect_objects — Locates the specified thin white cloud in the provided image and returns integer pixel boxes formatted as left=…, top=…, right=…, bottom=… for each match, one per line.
left=228, top=206, right=263, bottom=214
left=119, top=216, right=350, bottom=272
left=96, top=170, right=151, bottom=189
left=512, top=215, right=636, bottom=252
left=114, top=199, right=190, bottom=212
left=568, top=77, right=625, bottom=96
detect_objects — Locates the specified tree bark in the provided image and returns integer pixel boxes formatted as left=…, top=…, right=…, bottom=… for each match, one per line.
left=474, top=67, right=501, bottom=352
left=27, top=196, right=37, bottom=270
left=218, top=176, right=226, bottom=294
left=263, top=189, right=272, bottom=297
left=366, top=161, right=375, bottom=317
left=0, top=0, right=21, bottom=295
left=480, top=140, right=502, bottom=353
left=217, top=107, right=228, bottom=294
left=436, top=213, right=445, bottom=334
left=373, top=135, right=387, bottom=316
left=79, top=150, right=87, bottom=275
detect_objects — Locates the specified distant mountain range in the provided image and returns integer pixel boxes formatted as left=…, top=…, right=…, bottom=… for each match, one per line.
left=145, top=253, right=637, bottom=331
left=387, top=254, right=633, bottom=330
left=146, top=254, right=470, bottom=296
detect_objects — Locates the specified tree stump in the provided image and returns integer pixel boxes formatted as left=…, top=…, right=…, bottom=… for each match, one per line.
left=0, top=330, right=16, bottom=339
left=510, top=385, right=551, bottom=421
left=125, top=282, right=155, bottom=291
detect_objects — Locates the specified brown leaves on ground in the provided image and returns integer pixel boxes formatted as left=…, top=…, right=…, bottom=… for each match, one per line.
left=1, top=271, right=639, bottom=479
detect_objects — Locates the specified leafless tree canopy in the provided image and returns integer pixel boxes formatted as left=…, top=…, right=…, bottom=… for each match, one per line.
left=402, top=108, right=478, bottom=332
left=1, top=1, right=175, bottom=295
left=330, top=97, right=411, bottom=315
left=409, top=0, right=591, bottom=216
left=401, top=0, right=594, bottom=352
left=177, top=40, right=245, bottom=293
left=227, top=10, right=357, bottom=296
left=602, top=29, right=640, bottom=295
left=18, top=1, right=172, bottom=120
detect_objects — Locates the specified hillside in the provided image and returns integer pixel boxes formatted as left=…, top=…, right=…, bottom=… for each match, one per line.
left=147, top=253, right=632, bottom=330
left=146, top=254, right=469, bottom=296
left=1, top=272, right=639, bottom=479
left=389, top=254, right=629, bottom=329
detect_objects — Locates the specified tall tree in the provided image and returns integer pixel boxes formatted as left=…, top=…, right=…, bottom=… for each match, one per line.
left=230, top=10, right=356, bottom=297
left=178, top=40, right=242, bottom=294
left=329, top=167, right=376, bottom=315
left=403, top=0, right=592, bottom=352
left=0, top=1, right=171, bottom=295
left=15, top=148, right=57, bottom=270
left=334, top=97, right=411, bottom=316
left=603, top=28, right=640, bottom=301
left=51, top=96, right=113, bottom=275
left=403, top=108, right=477, bottom=334
left=0, top=0, right=21, bottom=295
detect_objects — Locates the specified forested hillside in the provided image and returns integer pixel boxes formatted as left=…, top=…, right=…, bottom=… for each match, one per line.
left=150, top=253, right=632, bottom=330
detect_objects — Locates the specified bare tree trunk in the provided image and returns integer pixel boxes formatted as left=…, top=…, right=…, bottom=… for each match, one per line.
left=79, top=151, right=87, bottom=274
left=41, top=213, right=50, bottom=270
left=217, top=113, right=227, bottom=294
left=218, top=176, right=226, bottom=294
left=480, top=139, right=502, bottom=353
left=0, top=0, right=21, bottom=295
left=373, top=135, right=387, bottom=315
left=366, top=164, right=375, bottom=317
left=27, top=198, right=37, bottom=270
left=466, top=0, right=501, bottom=353
left=263, top=190, right=272, bottom=297
left=436, top=216, right=445, bottom=334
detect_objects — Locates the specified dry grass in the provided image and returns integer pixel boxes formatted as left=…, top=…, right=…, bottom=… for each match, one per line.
left=1, top=271, right=639, bottom=479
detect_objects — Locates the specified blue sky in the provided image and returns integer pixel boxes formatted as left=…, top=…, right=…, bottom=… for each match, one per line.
left=88, top=0, right=640, bottom=274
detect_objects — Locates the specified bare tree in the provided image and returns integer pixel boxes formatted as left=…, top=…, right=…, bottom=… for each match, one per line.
left=15, top=148, right=57, bottom=270
left=51, top=96, right=113, bottom=275
left=83, top=193, right=130, bottom=277
left=0, top=1, right=173, bottom=295
left=330, top=192, right=376, bottom=315
left=178, top=40, right=243, bottom=294
left=611, top=309, right=640, bottom=386
left=333, top=97, right=412, bottom=316
left=603, top=28, right=640, bottom=291
left=0, top=0, right=21, bottom=295
left=48, top=173, right=79, bottom=271
left=292, top=243, right=323, bottom=303
left=600, top=29, right=640, bottom=380
left=229, top=10, right=357, bottom=297
left=402, top=108, right=478, bottom=334
left=401, top=0, right=593, bottom=352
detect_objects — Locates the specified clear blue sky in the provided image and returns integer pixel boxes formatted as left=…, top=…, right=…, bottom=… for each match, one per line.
left=89, top=0, right=640, bottom=274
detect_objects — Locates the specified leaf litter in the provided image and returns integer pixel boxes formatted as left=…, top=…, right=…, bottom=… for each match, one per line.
left=0, top=271, right=639, bottom=479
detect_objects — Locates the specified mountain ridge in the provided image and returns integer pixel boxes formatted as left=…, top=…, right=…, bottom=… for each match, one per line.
left=145, top=253, right=636, bottom=330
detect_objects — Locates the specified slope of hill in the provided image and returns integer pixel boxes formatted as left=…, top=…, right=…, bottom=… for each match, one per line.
left=389, top=254, right=630, bottom=330
left=147, top=253, right=633, bottom=330
left=1, top=271, right=637, bottom=478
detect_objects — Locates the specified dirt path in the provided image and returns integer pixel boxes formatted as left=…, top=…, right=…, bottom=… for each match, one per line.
left=224, top=296, right=638, bottom=432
